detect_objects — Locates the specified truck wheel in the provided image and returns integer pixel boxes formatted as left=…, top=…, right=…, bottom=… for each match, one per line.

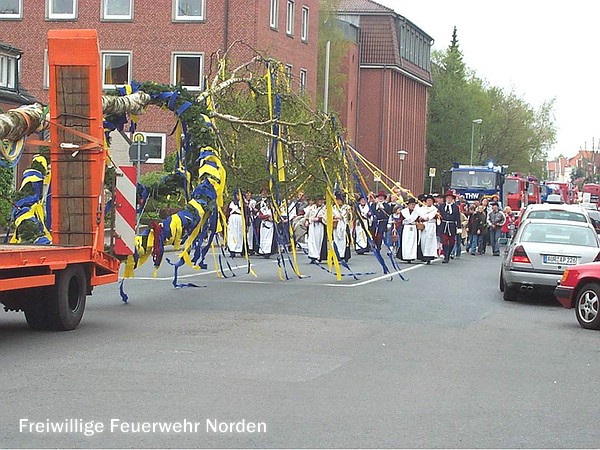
left=47, top=265, right=87, bottom=331
left=24, top=293, right=50, bottom=330
left=575, top=283, right=600, bottom=330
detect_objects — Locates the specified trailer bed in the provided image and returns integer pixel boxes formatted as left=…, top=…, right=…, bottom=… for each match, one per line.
left=0, top=244, right=120, bottom=292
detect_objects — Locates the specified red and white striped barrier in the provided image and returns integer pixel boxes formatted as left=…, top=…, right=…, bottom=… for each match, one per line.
left=114, top=165, right=137, bottom=256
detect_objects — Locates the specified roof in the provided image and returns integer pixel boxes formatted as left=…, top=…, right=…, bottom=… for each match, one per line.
left=337, top=0, right=395, bottom=14
left=0, top=88, right=37, bottom=106
left=359, top=15, right=400, bottom=66
left=335, top=0, right=433, bottom=84
left=0, top=41, right=22, bottom=57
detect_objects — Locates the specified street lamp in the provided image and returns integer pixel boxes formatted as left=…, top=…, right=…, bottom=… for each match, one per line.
left=470, top=119, right=482, bottom=165
left=397, top=150, right=408, bottom=186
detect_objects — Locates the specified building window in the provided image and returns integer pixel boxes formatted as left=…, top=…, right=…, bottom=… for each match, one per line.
left=284, top=64, right=293, bottom=81
left=43, top=49, right=49, bottom=89
left=301, top=6, right=308, bottom=42
left=269, top=0, right=278, bottom=29
left=174, top=0, right=205, bottom=21
left=47, top=0, right=77, bottom=20
left=0, top=0, right=22, bottom=19
left=103, top=0, right=132, bottom=20
left=131, top=132, right=166, bottom=164
left=101, top=52, right=131, bottom=89
left=172, top=53, right=204, bottom=90
left=299, top=68, right=307, bottom=94
left=286, top=0, right=294, bottom=35
left=0, top=53, right=17, bottom=89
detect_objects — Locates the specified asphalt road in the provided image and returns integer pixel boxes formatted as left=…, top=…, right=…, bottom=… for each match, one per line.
left=1, top=248, right=599, bottom=448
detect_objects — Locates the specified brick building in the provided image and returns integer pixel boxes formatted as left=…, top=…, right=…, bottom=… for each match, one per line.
left=335, top=0, right=433, bottom=195
left=0, top=40, right=37, bottom=180
left=0, top=0, right=319, bottom=167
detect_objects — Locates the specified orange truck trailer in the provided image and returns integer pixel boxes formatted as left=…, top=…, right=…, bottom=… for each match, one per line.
left=0, top=30, right=120, bottom=330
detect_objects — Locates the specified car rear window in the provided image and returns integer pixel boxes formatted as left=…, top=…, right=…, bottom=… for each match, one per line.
left=521, top=223, right=598, bottom=247
left=526, top=210, right=587, bottom=222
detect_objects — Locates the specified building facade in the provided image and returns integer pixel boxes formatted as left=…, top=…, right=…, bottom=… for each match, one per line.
left=0, top=40, right=38, bottom=179
left=0, top=0, right=319, bottom=167
left=335, top=0, right=432, bottom=195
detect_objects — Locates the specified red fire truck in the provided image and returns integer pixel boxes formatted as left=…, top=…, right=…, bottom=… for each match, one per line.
left=582, top=183, right=600, bottom=209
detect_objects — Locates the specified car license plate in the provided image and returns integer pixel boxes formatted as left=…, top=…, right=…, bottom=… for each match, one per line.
left=543, top=255, right=578, bottom=265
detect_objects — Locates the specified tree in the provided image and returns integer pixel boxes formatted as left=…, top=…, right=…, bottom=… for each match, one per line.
left=425, top=27, right=556, bottom=190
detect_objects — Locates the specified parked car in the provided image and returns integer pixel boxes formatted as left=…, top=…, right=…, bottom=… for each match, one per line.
left=586, top=209, right=600, bottom=234
left=499, top=219, right=600, bottom=301
left=555, top=262, right=600, bottom=329
left=518, top=203, right=592, bottom=227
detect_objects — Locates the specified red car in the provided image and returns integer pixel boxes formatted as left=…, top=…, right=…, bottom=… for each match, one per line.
left=555, top=262, right=600, bottom=329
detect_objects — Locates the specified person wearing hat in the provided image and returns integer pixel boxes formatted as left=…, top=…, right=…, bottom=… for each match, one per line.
left=418, top=194, right=439, bottom=264
left=399, top=197, right=420, bottom=262
left=487, top=201, right=506, bottom=256
left=305, top=194, right=327, bottom=262
left=332, top=192, right=352, bottom=262
left=354, top=196, right=372, bottom=255
left=438, top=189, right=461, bottom=263
left=257, top=193, right=277, bottom=258
left=373, top=190, right=391, bottom=251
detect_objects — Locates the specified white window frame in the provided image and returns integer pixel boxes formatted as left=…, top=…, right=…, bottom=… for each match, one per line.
left=171, top=52, right=204, bottom=91
left=301, top=6, right=309, bottom=42
left=173, top=0, right=205, bottom=22
left=0, top=53, right=17, bottom=89
left=0, top=0, right=22, bottom=19
left=43, top=49, right=49, bottom=89
left=284, top=63, right=293, bottom=81
left=102, top=0, right=133, bottom=21
left=130, top=132, right=166, bottom=164
left=269, top=0, right=278, bottom=29
left=47, top=0, right=77, bottom=20
left=101, top=51, right=132, bottom=89
left=299, top=68, right=307, bottom=94
left=286, top=0, right=294, bottom=35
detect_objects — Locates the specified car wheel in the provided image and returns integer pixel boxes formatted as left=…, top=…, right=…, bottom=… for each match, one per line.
left=499, top=270, right=505, bottom=292
left=575, top=283, right=600, bottom=330
left=503, top=283, right=518, bottom=302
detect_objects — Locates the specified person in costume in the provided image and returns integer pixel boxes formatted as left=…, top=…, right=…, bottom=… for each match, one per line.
left=257, top=194, right=277, bottom=258
left=306, top=195, right=326, bottom=263
left=226, top=193, right=244, bottom=257
left=373, top=190, right=391, bottom=251
left=418, top=194, right=438, bottom=264
left=400, top=197, right=420, bottom=262
left=245, top=190, right=258, bottom=254
left=332, top=193, right=352, bottom=262
left=354, top=196, right=372, bottom=254
left=439, top=190, right=461, bottom=263
left=387, top=204, right=403, bottom=258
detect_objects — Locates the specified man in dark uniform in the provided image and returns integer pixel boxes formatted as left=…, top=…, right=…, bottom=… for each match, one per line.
left=373, top=191, right=392, bottom=250
left=438, top=190, right=461, bottom=263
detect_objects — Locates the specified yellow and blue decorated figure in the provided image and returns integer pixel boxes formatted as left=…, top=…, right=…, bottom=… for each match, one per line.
left=7, top=155, right=52, bottom=245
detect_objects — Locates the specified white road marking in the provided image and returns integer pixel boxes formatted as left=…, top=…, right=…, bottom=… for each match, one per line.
left=322, top=263, right=429, bottom=288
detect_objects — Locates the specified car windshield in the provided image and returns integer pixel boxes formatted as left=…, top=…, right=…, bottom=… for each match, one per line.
left=526, top=210, right=587, bottom=223
left=521, top=223, right=598, bottom=247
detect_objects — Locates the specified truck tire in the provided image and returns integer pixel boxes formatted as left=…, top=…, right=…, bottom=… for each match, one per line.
left=47, top=265, right=87, bottom=331
left=24, top=293, right=50, bottom=330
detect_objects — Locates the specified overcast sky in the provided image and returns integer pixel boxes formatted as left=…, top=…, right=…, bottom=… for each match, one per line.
left=377, top=0, right=599, bottom=159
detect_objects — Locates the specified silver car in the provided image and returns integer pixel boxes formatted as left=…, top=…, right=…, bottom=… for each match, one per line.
left=500, top=219, right=600, bottom=301
left=519, top=203, right=591, bottom=225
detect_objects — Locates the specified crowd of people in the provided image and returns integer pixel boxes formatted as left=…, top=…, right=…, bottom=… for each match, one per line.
left=225, top=187, right=518, bottom=265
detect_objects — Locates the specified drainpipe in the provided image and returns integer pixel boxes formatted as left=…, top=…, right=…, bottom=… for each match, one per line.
left=223, top=0, right=230, bottom=51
